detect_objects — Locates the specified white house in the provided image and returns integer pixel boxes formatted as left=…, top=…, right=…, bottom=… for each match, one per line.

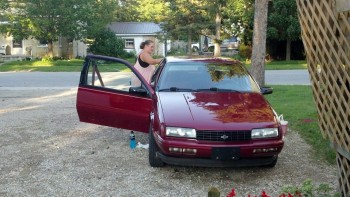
left=0, top=21, right=167, bottom=59
left=107, top=22, right=168, bottom=57
left=0, top=34, right=87, bottom=59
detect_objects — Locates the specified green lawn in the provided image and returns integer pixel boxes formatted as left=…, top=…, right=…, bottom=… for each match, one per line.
left=0, top=58, right=307, bottom=72
left=246, top=60, right=308, bottom=70
left=265, top=85, right=336, bottom=164
left=0, top=58, right=136, bottom=72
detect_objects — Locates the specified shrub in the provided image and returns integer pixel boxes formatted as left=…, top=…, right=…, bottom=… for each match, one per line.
left=221, top=179, right=340, bottom=197
left=88, top=28, right=130, bottom=59
left=41, top=55, right=53, bottom=62
left=238, top=44, right=252, bottom=59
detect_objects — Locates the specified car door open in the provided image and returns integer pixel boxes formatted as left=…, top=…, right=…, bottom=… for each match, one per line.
left=76, top=55, right=153, bottom=133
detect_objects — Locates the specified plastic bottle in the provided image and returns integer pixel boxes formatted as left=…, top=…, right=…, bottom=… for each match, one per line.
left=129, top=131, right=136, bottom=149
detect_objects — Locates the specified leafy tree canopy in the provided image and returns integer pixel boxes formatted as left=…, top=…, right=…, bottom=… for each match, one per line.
left=267, top=0, right=300, bottom=41
left=88, top=28, right=130, bottom=58
left=223, top=0, right=255, bottom=45
left=161, top=0, right=212, bottom=54
left=113, top=0, right=168, bottom=23
left=0, top=0, right=117, bottom=56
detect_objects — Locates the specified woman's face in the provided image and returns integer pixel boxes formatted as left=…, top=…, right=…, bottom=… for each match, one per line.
left=144, top=43, right=155, bottom=54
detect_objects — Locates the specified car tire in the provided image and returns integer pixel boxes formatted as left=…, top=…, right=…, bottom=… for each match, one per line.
left=264, top=156, right=278, bottom=168
left=149, top=126, right=165, bottom=167
left=192, top=46, right=199, bottom=52
left=208, top=46, right=214, bottom=52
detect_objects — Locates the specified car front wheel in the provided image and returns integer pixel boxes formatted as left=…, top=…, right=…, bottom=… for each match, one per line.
left=149, top=126, right=165, bottom=167
left=192, top=46, right=199, bottom=52
left=264, top=156, right=278, bottom=168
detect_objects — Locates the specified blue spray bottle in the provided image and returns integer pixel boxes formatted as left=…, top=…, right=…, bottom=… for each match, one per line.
left=130, top=131, right=136, bottom=149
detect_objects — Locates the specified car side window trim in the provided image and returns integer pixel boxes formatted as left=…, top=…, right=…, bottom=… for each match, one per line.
left=79, top=55, right=154, bottom=96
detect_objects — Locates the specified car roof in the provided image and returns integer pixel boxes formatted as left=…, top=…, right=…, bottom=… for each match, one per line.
left=165, top=56, right=242, bottom=65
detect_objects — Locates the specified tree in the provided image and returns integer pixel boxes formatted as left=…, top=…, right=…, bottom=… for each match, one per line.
left=162, top=0, right=211, bottom=55
left=267, top=0, right=300, bottom=60
left=1, top=0, right=117, bottom=57
left=250, top=0, right=269, bottom=87
left=138, top=0, right=169, bottom=23
left=223, top=0, right=255, bottom=45
left=88, top=28, right=127, bottom=58
left=203, top=0, right=227, bottom=57
left=114, top=0, right=141, bottom=22
left=113, top=0, right=168, bottom=23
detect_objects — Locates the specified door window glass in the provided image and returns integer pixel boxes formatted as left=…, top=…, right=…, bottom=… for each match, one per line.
left=86, top=58, right=135, bottom=92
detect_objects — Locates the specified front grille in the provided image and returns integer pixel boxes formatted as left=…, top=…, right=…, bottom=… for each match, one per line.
left=196, top=130, right=251, bottom=142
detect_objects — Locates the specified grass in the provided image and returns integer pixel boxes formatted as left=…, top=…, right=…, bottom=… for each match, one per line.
left=265, top=60, right=308, bottom=70
left=0, top=58, right=307, bottom=72
left=0, top=58, right=136, bottom=72
left=245, top=60, right=308, bottom=70
left=265, top=85, right=336, bottom=164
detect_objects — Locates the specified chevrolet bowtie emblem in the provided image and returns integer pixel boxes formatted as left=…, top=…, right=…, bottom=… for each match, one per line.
left=221, top=134, right=229, bottom=140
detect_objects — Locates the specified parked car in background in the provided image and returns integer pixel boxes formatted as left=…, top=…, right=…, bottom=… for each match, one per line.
left=76, top=55, right=285, bottom=168
left=221, top=36, right=240, bottom=51
left=191, top=42, right=214, bottom=52
left=192, top=36, right=240, bottom=52
left=0, top=45, right=6, bottom=55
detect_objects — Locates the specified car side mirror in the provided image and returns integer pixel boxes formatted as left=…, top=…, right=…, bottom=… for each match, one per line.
left=129, top=86, right=148, bottom=96
left=261, top=87, right=273, bottom=95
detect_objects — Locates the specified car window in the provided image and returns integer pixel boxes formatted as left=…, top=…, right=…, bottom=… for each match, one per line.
left=85, top=58, right=135, bottom=92
left=150, top=59, right=165, bottom=86
left=157, top=61, right=260, bottom=92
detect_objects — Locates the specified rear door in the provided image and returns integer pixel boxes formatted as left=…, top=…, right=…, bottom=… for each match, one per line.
left=76, top=55, right=154, bottom=133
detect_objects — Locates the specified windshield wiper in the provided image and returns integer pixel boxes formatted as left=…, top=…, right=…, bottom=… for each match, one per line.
left=158, top=87, right=196, bottom=92
left=196, top=87, right=242, bottom=92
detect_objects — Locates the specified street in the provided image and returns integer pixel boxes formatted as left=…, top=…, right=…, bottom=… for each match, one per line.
left=0, top=70, right=311, bottom=90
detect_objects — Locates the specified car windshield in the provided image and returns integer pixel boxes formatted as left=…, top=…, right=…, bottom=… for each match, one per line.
left=157, top=60, right=260, bottom=92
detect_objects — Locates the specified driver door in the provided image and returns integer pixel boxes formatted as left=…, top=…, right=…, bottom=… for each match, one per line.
left=76, top=55, right=154, bottom=133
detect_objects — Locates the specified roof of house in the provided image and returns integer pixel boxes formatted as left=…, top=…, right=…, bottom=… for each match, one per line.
left=107, top=22, right=162, bottom=35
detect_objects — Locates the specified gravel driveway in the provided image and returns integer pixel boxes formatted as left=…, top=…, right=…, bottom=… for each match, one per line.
left=0, top=89, right=337, bottom=196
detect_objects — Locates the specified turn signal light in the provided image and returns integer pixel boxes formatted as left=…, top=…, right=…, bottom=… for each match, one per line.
left=169, top=147, right=197, bottom=154
left=253, top=148, right=278, bottom=153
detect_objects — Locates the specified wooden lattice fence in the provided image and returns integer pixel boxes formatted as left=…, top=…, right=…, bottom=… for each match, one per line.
left=296, top=0, right=350, bottom=195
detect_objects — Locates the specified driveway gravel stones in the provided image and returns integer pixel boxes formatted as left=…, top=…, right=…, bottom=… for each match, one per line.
left=0, top=89, right=337, bottom=196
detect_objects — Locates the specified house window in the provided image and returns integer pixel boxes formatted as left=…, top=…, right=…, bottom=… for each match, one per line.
left=13, top=39, right=22, bottom=48
left=38, top=39, right=48, bottom=47
left=125, top=39, right=134, bottom=49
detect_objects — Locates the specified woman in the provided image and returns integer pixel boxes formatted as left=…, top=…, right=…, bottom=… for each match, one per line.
left=131, top=40, right=163, bottom=86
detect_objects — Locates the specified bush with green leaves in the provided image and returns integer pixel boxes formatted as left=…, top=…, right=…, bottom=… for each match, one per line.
left=238, top=44, right=252, bottom=59
left=279, top=179, right=340, bottom=197
left=88, top=28, right=133, bottom=58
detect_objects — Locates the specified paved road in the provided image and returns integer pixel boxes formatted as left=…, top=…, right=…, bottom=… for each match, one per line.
left=0, top=70, right=311, bottom=90
left=265, top=70, right=311, bottom=85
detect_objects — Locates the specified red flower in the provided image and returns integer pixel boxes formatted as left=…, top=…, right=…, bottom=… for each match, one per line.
left=261, top=191, right=270, bottom=197
left=226, top=188, right=236, bottom=197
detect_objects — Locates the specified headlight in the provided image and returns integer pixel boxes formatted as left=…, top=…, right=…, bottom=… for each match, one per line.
left=166, top=127, right=196, bottom=138
left=251, top=128, right=278, bottom=139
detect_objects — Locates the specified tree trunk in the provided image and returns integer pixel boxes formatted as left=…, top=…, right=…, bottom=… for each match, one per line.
left=187, top=33, right=193, bottom=56
left=48, top=40, right=54, bottom=57
left=214, top=10, right=221, bottom=57
left=251, top=0, right=269, bottom=87
left=286, top=39, right=291, bottom=61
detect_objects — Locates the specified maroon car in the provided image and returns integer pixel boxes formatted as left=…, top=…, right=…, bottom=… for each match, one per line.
left=76, top=55, right=284, bottom=167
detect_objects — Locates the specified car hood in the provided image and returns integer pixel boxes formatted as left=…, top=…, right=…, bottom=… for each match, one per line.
left=158, top=92, right=277, bottom=130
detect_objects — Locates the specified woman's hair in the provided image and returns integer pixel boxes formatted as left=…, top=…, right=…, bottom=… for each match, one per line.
left=140, top=40, right=154, bottom=49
